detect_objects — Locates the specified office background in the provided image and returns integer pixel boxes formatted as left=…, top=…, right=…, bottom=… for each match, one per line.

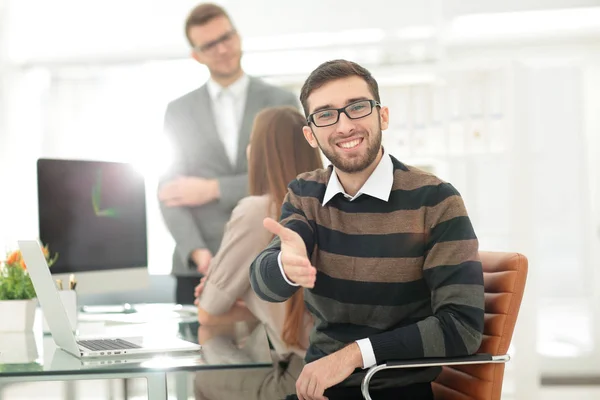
left=0, top=0, right=599, bottom=398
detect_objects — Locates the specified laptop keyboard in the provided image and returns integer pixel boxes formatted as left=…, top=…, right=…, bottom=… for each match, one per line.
left=77, top=338, right=142, bottom=352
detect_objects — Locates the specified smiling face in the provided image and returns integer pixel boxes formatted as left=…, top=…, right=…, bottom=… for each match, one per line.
left=302, top=76, right=389, bottom=174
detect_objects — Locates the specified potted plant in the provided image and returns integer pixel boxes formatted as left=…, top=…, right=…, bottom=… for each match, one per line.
left=0, top=243, right=58, bottom=332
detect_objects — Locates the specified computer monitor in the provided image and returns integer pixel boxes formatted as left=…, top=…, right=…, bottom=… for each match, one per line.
left=37, top=158, right=150, bottom=295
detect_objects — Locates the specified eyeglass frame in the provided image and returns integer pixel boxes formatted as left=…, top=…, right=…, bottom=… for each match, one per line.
left=193, top=29, right=238, bottom=54
left=306, top=99, right=382, bottom=128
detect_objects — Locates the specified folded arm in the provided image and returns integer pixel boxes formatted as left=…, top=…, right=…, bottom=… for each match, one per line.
left=158, top=108, right=208, bottom=268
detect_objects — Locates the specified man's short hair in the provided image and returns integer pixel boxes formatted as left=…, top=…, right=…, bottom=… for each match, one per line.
left=299, top=60, right=381, bottom=118
left=184, top=3, right=232, bottom=47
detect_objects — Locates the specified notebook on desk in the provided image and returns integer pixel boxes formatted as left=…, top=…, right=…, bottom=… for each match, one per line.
left=19, top=240, right=202, bottom=358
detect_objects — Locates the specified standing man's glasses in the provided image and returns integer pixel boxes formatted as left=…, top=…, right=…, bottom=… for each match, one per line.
left=307, top=99, right=381, bottom=127
left=194, top=29, right=237, bottom=54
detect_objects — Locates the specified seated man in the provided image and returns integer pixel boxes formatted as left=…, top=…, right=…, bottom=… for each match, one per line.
left=250, top=59, right=485, bottom=400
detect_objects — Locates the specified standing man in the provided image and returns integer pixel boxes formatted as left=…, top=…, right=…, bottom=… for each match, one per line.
left=250, top=60, right=485, bottom=400
left=159, top=3, right=298, bottom=305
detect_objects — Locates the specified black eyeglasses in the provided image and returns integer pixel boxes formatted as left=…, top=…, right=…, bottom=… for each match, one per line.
left=194, top=29, right=237, bottom=54
left=307, top=99, right=381, bottom=127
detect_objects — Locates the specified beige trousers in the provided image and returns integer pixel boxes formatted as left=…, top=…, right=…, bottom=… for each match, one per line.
left=194, top=353, right=304, bottom=400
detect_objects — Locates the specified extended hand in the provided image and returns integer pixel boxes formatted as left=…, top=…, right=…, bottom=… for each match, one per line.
left=191, top=249, right=212, bottom=274
left=158, top=176, right=219, bottom=207
left=263, top=218, right=316, bottom=288
left=295, top=343, right=363, bottom=400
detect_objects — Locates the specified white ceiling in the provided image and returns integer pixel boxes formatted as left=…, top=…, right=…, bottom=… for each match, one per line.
left=3, top=0, right=600, bottom=64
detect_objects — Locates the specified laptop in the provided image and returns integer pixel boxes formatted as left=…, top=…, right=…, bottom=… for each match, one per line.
left=19, top=240, right=202, bottom=358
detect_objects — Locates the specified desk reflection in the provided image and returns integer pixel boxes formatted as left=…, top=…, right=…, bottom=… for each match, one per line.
left=194, top=322, right=303, bottom=400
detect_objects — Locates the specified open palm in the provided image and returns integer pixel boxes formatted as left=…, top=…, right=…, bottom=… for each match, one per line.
left=263, top=218, right=317, bottom=288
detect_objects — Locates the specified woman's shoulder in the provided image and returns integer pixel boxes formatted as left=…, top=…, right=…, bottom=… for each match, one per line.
left=230, top=195, right=273, bottom=222
left=234, top=195, right=271, bottom=214
left=236, top=194, right=271, bottom=209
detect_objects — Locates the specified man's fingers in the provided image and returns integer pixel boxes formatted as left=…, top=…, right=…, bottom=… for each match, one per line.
left=158, top=188, right=173, bottom=201
left=311, top=380, right=327, bottom=400
left=263, top=217, right=285, bottom=237
left=285, top=267, right=316, bottom=288
left=164, top=200, right=183, bottom=207
left=298, top=278, right=316, bottom=289
left=306, top=376, right=319, bottom=400
left=200, top=256, right=211, bottom=270
left=158, top=180, right=181, bottom=200
left=296, top=375, right=308, bottom=400
left=197, top=264, right=208, bottom=274
left=284, top=264, right=316, bottom=277
left=280, top=253, right=310, bottom=268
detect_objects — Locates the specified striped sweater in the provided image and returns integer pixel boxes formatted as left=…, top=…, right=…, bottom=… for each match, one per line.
left=250, top=155, right=484, bottom=386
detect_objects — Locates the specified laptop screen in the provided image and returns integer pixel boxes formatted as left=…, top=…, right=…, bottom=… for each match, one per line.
left=37, top=159, right=148, bottom=274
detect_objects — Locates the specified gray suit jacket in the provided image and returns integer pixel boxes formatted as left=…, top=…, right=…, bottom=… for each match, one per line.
left=160, top=76, right=298, bottom=277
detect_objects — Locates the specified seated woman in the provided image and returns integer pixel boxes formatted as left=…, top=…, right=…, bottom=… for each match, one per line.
left=193, top=106, right=323, bottom=400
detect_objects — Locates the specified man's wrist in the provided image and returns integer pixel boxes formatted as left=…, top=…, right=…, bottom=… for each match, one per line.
left=277, top=252, right=299, bottom=287
left=342, top=342, right=364, bottom=370
left=211, top=179, right=220, bottom=200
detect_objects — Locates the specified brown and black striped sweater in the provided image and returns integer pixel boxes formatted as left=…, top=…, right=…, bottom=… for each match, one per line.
left=250, top=155, right=484, bottom=385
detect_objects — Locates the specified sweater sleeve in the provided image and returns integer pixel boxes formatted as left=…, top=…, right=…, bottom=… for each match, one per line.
left=250, top=179, right=316, bottom=303
left=367, top=183, right=485, bottom=363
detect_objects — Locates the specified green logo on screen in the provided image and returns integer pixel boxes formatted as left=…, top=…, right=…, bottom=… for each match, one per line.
left=92, top=170, right=118, bottom=217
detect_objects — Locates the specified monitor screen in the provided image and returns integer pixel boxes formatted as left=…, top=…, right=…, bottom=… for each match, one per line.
left=37, top=158, right=148, bottom=274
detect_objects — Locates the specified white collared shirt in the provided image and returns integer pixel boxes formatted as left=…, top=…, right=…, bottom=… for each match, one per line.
left=278, top=150, right=394, bottom=370
left=321, top=150, right=394, bottom=205
left=206, top=74, right=250, bottom=166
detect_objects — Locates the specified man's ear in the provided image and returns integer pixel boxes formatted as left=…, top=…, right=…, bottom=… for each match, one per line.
left=191, top=50, right=205, bottom=65
left=302, top=126, right=319, bottom=148
left=379, top=106, right=389, bottom=131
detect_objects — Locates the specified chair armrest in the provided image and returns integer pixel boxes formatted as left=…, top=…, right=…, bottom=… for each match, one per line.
left=386, top=353, right=509, bottom=368
left=361, top=354, right=509, bottom=400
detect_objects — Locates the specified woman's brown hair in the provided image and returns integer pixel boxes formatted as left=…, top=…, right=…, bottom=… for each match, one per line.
left=248, top=106, right=323, bottom=348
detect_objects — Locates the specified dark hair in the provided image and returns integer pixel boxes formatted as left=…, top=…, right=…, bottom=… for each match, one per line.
left=248, top=106, right=323, bottom=348
left=184, top=3, right=232, bottom=47
left=299, top=59, right=381, bottom=117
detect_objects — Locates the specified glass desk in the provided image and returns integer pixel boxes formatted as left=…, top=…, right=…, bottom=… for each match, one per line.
left=0, top=305, right=273, bottom=400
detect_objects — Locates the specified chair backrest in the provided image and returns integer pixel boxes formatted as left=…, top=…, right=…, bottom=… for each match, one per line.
left=432, top=252, right=528, bottom=400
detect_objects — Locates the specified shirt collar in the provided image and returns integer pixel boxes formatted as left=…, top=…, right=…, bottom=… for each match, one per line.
left=322, top=150, right=394, bottom=206
left=207, top=74, right=250, bottom=102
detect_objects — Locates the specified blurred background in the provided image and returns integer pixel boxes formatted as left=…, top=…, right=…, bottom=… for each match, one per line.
left=0, top=0, right=599, bottom=398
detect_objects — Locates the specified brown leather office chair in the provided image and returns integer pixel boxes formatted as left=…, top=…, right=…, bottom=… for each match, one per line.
left=362, top=252, right=528, bottom=400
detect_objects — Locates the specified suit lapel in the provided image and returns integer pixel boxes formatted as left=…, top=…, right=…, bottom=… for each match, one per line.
left=235, top=78, right=267, bottom=170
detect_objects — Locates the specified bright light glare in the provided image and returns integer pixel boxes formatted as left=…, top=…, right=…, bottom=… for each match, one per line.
left=130, top=133, right=173, bottom=180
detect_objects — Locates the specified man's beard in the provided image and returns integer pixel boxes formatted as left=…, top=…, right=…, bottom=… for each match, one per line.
left=315, top=128, right=382, bottom=174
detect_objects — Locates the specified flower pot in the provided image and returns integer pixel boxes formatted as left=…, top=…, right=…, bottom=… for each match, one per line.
left=0, top=298, right=37, bottom=332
